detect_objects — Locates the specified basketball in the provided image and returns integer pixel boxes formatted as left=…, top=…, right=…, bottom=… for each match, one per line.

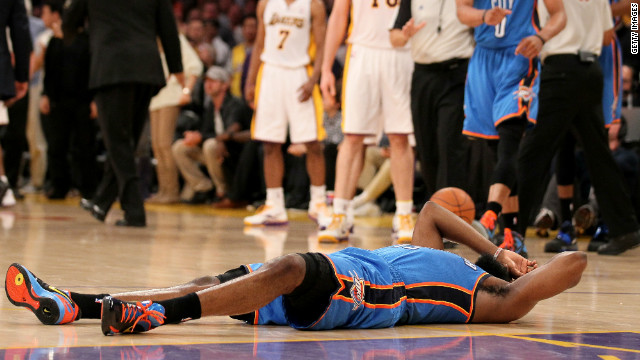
left=429, top=187, right=475, bottom=224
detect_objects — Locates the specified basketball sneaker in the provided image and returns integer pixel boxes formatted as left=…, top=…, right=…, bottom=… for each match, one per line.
left=5, top=263, right=81, bottom=325
left=497, top=228, right=529, bottom=258
left=244, top=205, right=288, bottom=226
left=308, top=200, right=332, bottom=228
left=392, top=214, right=415, bottom=244
left=479, top=210, right=498, bottom=242
left=318, top=213, right=352, bottom=243
left=544, top=220, right=578, bottom=253
left=587, top=222, right=609, bottom=252
left=101, top=296, right=165, bottom=335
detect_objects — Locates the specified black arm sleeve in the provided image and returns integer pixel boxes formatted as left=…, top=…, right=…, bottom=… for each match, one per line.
left=392, top=0, right=412, bottom=30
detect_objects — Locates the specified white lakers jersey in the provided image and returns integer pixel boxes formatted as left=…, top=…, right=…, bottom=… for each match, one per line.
left=261, top=0, right=312, bottom=67
left=348, top=0, right=401, bottom=49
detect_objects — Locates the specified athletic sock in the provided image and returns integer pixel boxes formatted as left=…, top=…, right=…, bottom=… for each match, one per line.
left=157, top=293, right=202, bottom=324
left=70, top=292, right=110, bottom=319
left=560, top=198, right=572, bottom=224
left=395, top=200, right=413, bottom=215
left=310, top=185, right=326, bottom=205
left=486, top=201, right=502, bottom=216
left=502, top=213, right=517, bottom=230
left=266, top=187, right=285, bottom=210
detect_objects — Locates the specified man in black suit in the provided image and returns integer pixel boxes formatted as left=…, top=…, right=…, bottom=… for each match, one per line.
left=0, top=0, right=32, bottom=201
left=63, top=0, right=183, bottom=227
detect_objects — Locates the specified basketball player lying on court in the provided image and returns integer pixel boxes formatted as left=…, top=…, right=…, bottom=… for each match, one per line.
left=5, top=202, right=587, bottom=335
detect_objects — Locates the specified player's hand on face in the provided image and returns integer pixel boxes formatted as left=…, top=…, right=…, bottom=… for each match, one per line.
left=402, top=18, right=427, bottom=39
left=515, top=35, right=544, bottom=59
left=498, top=249, right=538, bottom=279
left=298, top=80, right=314, bottom=102
left=483, top=7, right=512, bottom=26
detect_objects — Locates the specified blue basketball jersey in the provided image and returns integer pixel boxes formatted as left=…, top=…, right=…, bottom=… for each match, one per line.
left=241, top=245, right=489, bottom=330
left=473, top=0, right=539, bottom=49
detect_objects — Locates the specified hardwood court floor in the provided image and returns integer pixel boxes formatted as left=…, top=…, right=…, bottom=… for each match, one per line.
left=0, top=196, right=639, bottom=359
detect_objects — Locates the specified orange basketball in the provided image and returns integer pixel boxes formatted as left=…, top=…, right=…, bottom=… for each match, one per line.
left=429, top=187, right=475, bottom=224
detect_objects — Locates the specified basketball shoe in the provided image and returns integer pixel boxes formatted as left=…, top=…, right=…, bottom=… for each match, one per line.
left=497, top=228, right=528, bottom=258
left=5, top=263, right=81, bottom=325
left=478, top=210, right=498, bottom=242
left=101, top=296, right=165, bottom=335
left=392, top=214, right=415, bottom=244
left=244, top=205, right=288, bottom=226
left=308, top=200, right=332, bottom=228
left=544, top=221, right=578, bottom=253
left=587, top=222, right=609, bottom=252
left=318, top=213, right=352, bottom=243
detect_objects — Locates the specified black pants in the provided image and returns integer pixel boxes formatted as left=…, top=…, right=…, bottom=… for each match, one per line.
left=518, top=55, right=638, bottom=237
left=3, top=94, right=28, bottom=189
left=43, top=100, right=98, bottom=198
left=93, top=83, right=154, bottom=223
left=411, top=59, right=470, bottom=198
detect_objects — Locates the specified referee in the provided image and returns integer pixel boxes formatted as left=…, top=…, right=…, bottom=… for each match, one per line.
left=390, top=0, right=473, bottom=197
left=517, top=0, right=640, bottom=255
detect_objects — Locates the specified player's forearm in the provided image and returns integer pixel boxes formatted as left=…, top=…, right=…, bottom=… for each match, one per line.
left=321, top=7, right=348, bottom=73
left=389, top=29, right=409, bottom=48
left=538, top=0, right=566, bottom=42
left=456, top=0, right=485, bottom=28
left=246, top=44, right=263, bottom=86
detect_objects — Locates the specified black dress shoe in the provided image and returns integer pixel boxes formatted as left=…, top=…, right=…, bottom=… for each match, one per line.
left=597, top=229, right=640, bottom=255
left=80, top=198, right=106, bottom=222
left=115, top=219, right=146, bottom=227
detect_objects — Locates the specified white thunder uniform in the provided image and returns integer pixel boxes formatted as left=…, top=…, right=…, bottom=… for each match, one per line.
left=342, top=0, right=414, bottom=135
left=252, top=0, right=324, bottom=143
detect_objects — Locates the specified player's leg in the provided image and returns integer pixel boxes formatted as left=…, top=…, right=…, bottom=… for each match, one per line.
left=244, top=64, right=288, bottom=226
left=472, top=251, right=587, bottom=323
left=388, top=133, right=416, bottom=243
left=101, top=254, right=307, bottom=334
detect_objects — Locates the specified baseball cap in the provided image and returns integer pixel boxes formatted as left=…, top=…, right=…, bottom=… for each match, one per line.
left=205, top=66, right=230, bottom=82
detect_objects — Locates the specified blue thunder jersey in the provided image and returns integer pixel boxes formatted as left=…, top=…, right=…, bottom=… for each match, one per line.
left=473, top=0, right=540, bottom=49
left=242, top=245, right=489, bottom=329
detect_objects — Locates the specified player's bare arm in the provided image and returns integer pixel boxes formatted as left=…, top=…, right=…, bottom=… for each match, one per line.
left=320, top=0, right=349, bottom=102
left=298, top=0, right=326, bottom=102
left=244, top=0, right=267, bottom=106
left=610, top=0, right=631, bottom=17
left=412, top=202, right=537, bottom=278
left=514, top=0, right=565, bottom=58
left=389, top=18, right=426, bottom=48
left=455, top=0, right=511, bottom=28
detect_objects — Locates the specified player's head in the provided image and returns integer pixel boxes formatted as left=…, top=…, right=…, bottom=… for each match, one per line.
left=475, top=254, right=512, bottom=282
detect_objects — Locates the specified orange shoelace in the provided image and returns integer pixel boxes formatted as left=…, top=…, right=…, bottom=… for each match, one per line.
left=120, top=302, right=166, bottom=332
left=499, top=228, right=514, bottom=251
left=480, top=210, right=497, bottom=231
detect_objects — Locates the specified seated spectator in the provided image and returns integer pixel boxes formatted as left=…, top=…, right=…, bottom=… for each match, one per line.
left=172, top=66, right=252, bottom=205
left=230, top=14, right=257, bottom=98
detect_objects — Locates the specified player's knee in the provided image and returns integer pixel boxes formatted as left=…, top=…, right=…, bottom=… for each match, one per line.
left=272, top=254, right=307, bottom=292
left=263, top=142, right=281, bottom=156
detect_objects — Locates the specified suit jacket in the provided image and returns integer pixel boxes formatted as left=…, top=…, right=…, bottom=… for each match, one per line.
left=0, top=0, right=32, bottom=100
left=63, top=0, right=182, bottom=92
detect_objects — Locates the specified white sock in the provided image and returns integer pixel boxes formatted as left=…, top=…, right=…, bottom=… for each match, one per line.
left=266, top=187, right=285, bottom=209
left=333, top=198, right=351, bottom=215
left=310, top=185, right=326, bottom=205
left=395, top=200, right=413, bottom=216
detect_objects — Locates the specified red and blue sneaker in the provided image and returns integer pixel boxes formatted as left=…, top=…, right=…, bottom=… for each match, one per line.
left=5, top=263, right=81, bottom=325
left=101, top=296, right=165, bottom=335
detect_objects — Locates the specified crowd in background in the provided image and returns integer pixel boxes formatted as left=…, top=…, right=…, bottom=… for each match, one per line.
left=3, top=0, right=640, bottom=238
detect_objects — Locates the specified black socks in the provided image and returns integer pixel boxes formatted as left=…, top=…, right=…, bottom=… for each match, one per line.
left=70, top=292, right=110, bottom=319
left=157, top=293, right=202, bottom=324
